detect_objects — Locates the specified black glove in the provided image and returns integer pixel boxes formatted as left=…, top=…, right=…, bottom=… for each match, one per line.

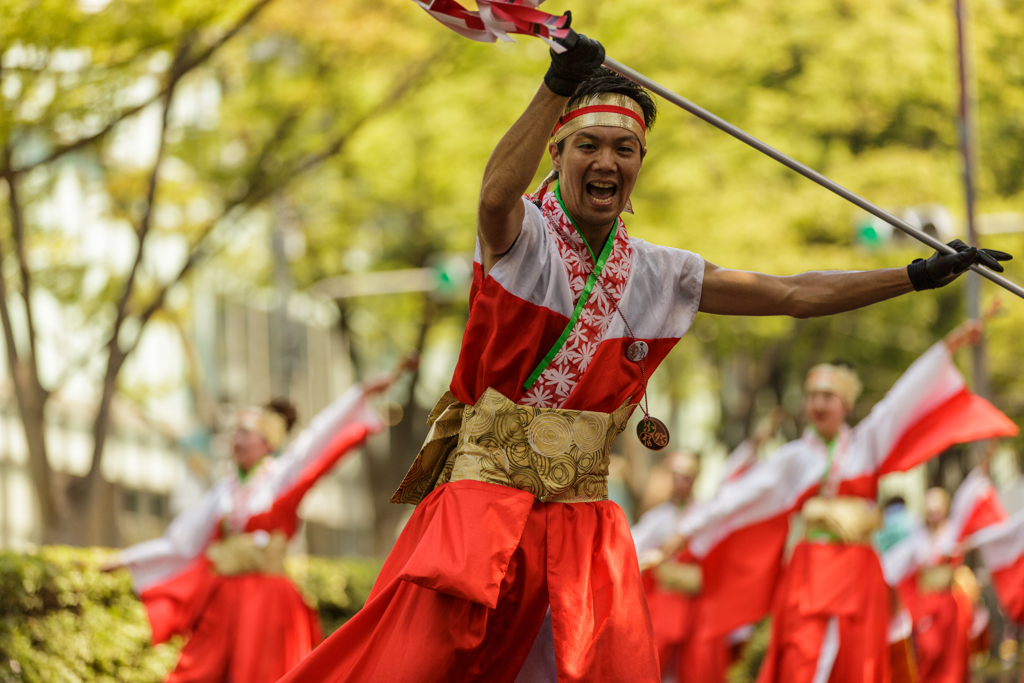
left=907, top=239, right=1013, bottom=291
left=544, top=16, right=605, bottom=98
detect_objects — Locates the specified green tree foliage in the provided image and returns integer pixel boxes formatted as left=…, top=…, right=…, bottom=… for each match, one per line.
left=2, top=0, right=1023, bottom=548
left=287, top=0, right=1024, bottom=458
left=0, top=0, right=445, bottom=544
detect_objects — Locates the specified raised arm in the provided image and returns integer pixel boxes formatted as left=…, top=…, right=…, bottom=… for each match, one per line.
left=477, top=86, right=566, bottom=267
left=698, top=240, right=1011, bottom=318
left=477, top=34, right=605, bottom=276
left=270, top=379, right=390, bottom=498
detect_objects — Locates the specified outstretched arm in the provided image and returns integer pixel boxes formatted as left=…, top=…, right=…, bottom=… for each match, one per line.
left=699, top=240, right=1012, bottom=318
left=698, top=262, right=912, bottom=317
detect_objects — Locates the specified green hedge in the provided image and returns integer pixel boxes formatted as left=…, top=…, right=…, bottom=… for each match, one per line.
left=0, top=547, right=382, bottom=683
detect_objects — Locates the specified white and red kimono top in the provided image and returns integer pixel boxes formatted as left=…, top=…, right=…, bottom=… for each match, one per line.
left=882, top=468, right=1006, bottom=588
left=633, top=501, right=689, bottom=556
left=119, top=385, right=383, bottom=643
left=674, top=342, right=1017, bottom=638
left=969, top=497, right=1024, bottom=622
left=450, top=190, right=704, bottom=413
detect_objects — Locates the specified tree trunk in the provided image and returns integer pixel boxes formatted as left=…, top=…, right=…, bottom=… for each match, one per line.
left=366, top=297, right=437, bottom=556
left=12, top=364, right=58, bottom=538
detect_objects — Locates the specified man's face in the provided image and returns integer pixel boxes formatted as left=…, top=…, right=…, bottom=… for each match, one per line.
left=550, top=125, right=643, bottom=233
left=803, top=390, right=849, bottom=441
left=671, top=471, right=696, bottom=502
left=232, top=412, right=271, bottom=473
left=925, top=489, right=950, bottom=530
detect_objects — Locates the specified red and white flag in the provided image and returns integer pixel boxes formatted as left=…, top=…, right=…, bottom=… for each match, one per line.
left=970, top=508, right=1024, bottom=622
left=412, top=0, right=572, bottom=49
left=932, top=468, right=1007, bottom=560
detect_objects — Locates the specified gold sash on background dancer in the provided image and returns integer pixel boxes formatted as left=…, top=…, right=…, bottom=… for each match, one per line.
left=802, top=496, right=883, bottom=545
left=392, top=388, right=635, bottom=505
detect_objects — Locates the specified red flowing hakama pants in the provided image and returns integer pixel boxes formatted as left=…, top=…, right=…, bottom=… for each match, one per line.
left=757, top=542, right=893, bottom=683
left=161, top=573, right=321, bottom=683
left=899, top=582, right=976, bottom=683
left=642, top=571, right=730, bottom=682
left=279, top=480, right=660, bottom=683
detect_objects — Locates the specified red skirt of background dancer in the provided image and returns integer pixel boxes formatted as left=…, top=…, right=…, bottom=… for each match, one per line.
left=279, top=479, right=660, bottom=683
left=898, top=578, right=978, bottom=683
left=757, top=542, right=893, bottom=683
left=642, top=566, right=731, bottom=682
left=149, top=569, right=322, bottom=683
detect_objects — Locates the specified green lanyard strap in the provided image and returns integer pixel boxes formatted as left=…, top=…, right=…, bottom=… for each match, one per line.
left=819, top=434, right=838, bottom=493
left=523, top=183, right=618, bottom=392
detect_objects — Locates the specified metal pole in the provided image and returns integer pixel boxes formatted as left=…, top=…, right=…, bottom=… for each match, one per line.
left=954, top=0, right=990, bottom=396
left=602, top=56, right=1024, bottom=301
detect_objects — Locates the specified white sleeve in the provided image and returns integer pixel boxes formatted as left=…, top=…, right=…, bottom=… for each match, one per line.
left=850, top=341, right=964, bottom=471
left=721, top=439, right=757, bottom=482
left=269, top=384, right=385, bottom=497
left=631, top=503, right=677, bottom=554
left=970, top=508, right=1024, bottom=570
left=120, top=481, right=227, bottom=591
left=880, top=526, right=929, bottom=586
left=678, top=444, right=821, bottom=545
left=623, top=242, right=704, bottom=342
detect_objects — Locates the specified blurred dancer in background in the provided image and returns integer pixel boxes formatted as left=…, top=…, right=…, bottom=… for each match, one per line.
left=101, top=362, right=411, bottom=683
left=881, top=469, right=1002, bottom=683
left=633, top=413, right=781, bottom=683
left=656, top=320, right=1016, bottom=683
left=633, top=452, right=724, bottom=682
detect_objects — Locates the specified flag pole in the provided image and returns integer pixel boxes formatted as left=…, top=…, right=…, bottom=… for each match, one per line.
left=602, top=56, right=1024, bottom=301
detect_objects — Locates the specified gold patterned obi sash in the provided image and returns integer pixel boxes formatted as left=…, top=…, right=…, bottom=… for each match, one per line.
left=802, top=496, right=883, bottom=545
left=918, top=564, right=955, bottom=593
left=206, top=530, right=288, bottom=576
left=392, top=388, right=635, bottom=505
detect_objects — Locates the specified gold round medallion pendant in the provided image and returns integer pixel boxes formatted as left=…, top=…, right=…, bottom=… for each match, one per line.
left=637, top=416, right=670, bottom=451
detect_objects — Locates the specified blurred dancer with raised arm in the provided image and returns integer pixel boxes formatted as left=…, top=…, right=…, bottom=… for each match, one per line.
left=656, top=321, right=1016, bottom=683
left=880, top=466, right=1004, bottom=683
left=102, top=366, right=408, bottom=683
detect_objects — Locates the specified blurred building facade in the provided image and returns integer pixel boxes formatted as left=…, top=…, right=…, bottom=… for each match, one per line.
left=0, top=280, right=377, bottom=555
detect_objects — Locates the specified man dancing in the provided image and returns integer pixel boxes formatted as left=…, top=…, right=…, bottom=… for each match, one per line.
left=882, top=471, right=1004, bottom=683
left=632, top=452, right=728, bottom=682
left=281, top=33, right=1010, bottom=683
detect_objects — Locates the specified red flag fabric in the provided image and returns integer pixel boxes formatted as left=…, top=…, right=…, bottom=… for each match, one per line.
left=412, top=0, right=572, bottom=48
left=879, top=390, right=1018, bottom=475
left=971, top=509, right=1024, bottom=622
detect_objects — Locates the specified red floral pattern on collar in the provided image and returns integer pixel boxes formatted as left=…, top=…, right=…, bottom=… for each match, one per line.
left=520, top=190, right=633, bottom=409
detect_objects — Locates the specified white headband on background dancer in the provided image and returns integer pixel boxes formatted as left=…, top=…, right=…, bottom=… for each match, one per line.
left=237, top=408, right=288, bottom=451
left=804, top=364, right=863, bottom=410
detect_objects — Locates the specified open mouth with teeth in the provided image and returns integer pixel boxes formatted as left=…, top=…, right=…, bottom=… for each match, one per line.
left=586, top=181, right=618, bottom=206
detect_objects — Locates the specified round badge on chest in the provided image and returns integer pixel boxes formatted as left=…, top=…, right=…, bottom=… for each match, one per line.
left=626, top=340, right=649, bottom=363
left=637, top=416, right=670, bottom=451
